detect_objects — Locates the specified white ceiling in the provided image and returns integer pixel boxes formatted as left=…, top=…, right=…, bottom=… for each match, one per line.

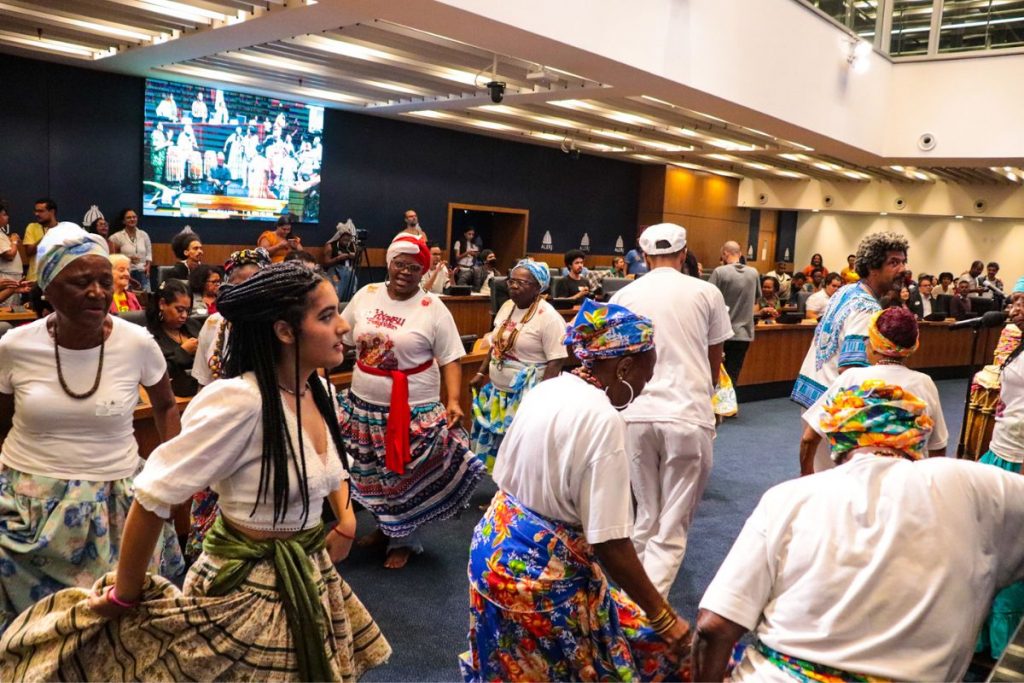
left=2, top=0, right=1022, bottom=186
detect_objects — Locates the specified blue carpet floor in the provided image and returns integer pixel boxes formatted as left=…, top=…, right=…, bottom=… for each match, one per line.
left=339, top=378, right=970, bottom=682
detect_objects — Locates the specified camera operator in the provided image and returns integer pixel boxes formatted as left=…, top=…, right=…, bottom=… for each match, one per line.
left=324, top=222, right=361, bottom=301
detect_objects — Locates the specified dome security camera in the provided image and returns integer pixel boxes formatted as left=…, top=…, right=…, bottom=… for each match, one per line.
left=486, top=81, right=506, bottom=103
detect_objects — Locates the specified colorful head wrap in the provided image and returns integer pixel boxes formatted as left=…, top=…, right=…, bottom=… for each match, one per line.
left=36, top=222, right=109, bottom=291
left=386, top=235, right=430, bottom=274
left=513, top=259, right=551, bottom=292
left=224, top=247, right=270, bottom=275
left=1013, top=276, right=1024, bottom=294
left=867, top=308, right=919, bottom=358
left=820, top=380, right=933, bottom=462
left=564, top=298, right=654, bottom=367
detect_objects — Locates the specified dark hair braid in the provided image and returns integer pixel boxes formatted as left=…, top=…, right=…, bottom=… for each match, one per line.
left=217, top=262, right=348, bottom=526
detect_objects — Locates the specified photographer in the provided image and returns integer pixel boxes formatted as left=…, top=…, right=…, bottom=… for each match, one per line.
left=324, top=223, right=360, bottom=301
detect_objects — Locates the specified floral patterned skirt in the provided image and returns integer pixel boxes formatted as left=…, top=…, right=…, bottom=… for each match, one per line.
left=470, top=362, right=540, bottom=473
left=338, top=392, right=485, bottom=538
left=0, top=466, right=185, bottom=635
left=459, top=491, right=689, bottom=682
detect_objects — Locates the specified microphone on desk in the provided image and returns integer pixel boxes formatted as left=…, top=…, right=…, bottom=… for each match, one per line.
left=947, top=310, right=1007, bottom=330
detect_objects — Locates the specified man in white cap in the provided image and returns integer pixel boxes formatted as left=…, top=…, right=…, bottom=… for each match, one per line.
left=610, top=223, right=733, bottom=597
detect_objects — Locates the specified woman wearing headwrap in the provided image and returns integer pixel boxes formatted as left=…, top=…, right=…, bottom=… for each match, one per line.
left=695, top=381, right=1024, bottom=682
left=0, top=223, right=184, bottom=634
left=461, top=299, right=691, bottom=682
left=975, top=277, right=1024, bottom=660
left=0, top=262, right=391, bottom=681
left=469, top=259, right=567, bottom=471
left=338, top=235, right=484, bottom=569
left=799, top=306, right=948, bottom=475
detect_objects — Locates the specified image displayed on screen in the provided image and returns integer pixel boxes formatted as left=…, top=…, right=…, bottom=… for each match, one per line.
left=143, top=78, right=324, bottom=222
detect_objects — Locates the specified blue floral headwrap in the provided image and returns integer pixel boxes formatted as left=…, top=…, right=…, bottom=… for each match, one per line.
left=513, top=259, right=551, bottom=292
left=564, top=298, right=655, bottom=367
left=36, top=222, right=109, bottom=291
left=1014, top=276, right=1024, bottom=294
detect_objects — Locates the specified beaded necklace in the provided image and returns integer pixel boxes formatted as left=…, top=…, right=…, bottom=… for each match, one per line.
left=570, top=366, right=604, bottom=390
left=52, top=317, right=105, bottom=400
left=491, top=297, right=541, bottom=368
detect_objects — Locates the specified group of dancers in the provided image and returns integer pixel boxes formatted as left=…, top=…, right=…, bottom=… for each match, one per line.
left=0, top=220, right=1023, bottom=681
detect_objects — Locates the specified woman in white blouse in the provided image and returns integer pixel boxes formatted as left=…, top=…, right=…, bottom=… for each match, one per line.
left=339, top=235, right=484, bottom=569
left=108, top=208, right=153, bottom=291
left=1, top=262, right=392, bottom=681
left=461, top=299, right=690, bottom=682
left=0, top=223, right=183, bottom=635
left=469, top=260, right=565, bottom=471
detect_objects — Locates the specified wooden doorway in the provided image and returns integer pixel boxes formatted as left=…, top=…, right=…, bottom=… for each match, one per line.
left=446, top=203, right=529, bottom=275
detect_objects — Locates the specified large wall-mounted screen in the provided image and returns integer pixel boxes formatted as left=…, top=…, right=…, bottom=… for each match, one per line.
left=143, top=78, right=324, bottom=222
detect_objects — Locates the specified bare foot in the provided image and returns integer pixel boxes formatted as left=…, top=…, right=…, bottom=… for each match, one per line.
left=356, top=528, right=386, bottom=549
left=384, top=547, right=414, bottom=569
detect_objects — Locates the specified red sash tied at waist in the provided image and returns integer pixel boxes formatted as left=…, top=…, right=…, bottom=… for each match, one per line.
left=356, top=359, right=435, bottom=474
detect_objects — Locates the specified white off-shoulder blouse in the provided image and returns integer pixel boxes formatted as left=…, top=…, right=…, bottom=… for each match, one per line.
left=133, top=373, right=346, bottom=532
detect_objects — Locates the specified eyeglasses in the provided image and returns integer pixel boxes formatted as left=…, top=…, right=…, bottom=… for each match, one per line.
left=507, top=277, right=536, bottom=288
left=391, top=261, right=423, bottom=274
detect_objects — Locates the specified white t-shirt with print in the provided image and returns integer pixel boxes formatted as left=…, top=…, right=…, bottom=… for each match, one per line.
left=802, top=363, right=949, bottom=472
left=486, top=299, right=568, bottom=391
left=991, top=352, right=1024, bottom=463
left=493, top=373, right=632, bottom=544
left=701, top=453, right=1024, bottom=682
left=342, top=283, right=464, bottom=407
left=0, top=316, right=167, bottom=480
left=610, top=267, right=733, bottom=428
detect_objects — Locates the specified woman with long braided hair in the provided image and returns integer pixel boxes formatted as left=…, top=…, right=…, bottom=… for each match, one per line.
left=0, top=262, right=391, bottom=682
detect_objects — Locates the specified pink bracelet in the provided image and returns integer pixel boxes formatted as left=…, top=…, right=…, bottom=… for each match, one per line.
left=107, top=587, right=139, bottom=609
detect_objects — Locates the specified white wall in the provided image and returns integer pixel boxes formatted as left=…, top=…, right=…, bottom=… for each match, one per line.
left=795, top=212, right=1024, bottom=287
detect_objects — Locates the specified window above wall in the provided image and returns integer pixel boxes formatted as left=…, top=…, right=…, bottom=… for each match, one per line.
left=798, top=0, right=1024, bottom=59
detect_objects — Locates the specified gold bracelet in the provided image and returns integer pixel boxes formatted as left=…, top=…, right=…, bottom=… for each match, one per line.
left=653, top=615, right=678, bottom=637
left=648, top=605, right=676, bottom=631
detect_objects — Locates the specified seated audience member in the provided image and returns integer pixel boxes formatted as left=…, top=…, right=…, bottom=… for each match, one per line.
left=108, top=254, right=141, bottom=314
left=950, top=277, right=974, bottom=319
left=805, top=273, right=843, bottom=320
left=961, top=259, right=985, bottom=293
left=166, top=231, right=203, bottom=280
left=694, top=381, right=1024, bottom=683
left=258, top=214, right=301, bottom=263
left=908, top=274, right=946, bottom=319
left=610, top=255, right=628, bottom=279
left=283, top=249, right=319, bottom=270
left=936, top=271, right=956, bottom=295
left=554, top=249, right=597, bottom=301
left=471, top=249, right=502, bottom=294
left=982, top=261, right=1005, bottom=298
left=625, top=242, right=648, bottom=276
left=798, top=306, right=948, bottom=474
left=786, top=272, right=811, bottom=305
left=766, top=261, right=792, bottom=298
left=802, top=253, right=828, bottom=278
left=809, top=266, right=825, bottom=292
left=421, top=243, right=451, bottom=294
left=898, top=285, right=912, bottom=308
left=187, top=263, right=222, bottom=316
left=755, top=275, right=783, bottom=321
left=900, top=270, right=917, bottom=293
left=147, top=278, right=201, bottom=397
left=207, top=152, right=231, bottom=194
left=839, top=254, right=859, bottom=283
left=454, top=227, right=482, bottom=286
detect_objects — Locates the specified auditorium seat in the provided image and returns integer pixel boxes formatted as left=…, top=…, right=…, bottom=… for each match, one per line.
left=118, top=310, right=147, bottom=326
left=153, top=265, right=177, bottom=291
left=489, top=277, right=509, bottom=318
left=600, top=277, right=630, bottom=296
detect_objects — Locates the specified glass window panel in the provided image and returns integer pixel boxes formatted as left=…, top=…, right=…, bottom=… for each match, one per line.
left=890, top=0, right=933, bottom=55
left=803, top=0, right=878, bottom=36
left=939, top=0, right=1024, bottom=53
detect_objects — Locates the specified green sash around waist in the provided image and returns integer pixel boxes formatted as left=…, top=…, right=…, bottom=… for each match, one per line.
left=202, top=515, right=331, bottom=683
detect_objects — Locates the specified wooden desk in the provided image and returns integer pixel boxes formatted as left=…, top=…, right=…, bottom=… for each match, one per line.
left=0, top=310, right=35, bottom=324
left=440, top=295, right=492, bottom=338
left=737, top=319, right=1002, bottom=387
left=132, top=351, right=488, bottom=457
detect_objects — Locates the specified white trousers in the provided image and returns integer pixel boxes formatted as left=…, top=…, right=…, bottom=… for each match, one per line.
left=626, top=420, right=715, bottom=598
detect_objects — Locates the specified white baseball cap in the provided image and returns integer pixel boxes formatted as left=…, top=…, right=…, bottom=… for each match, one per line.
left=639, top=223, right=687, bottom=255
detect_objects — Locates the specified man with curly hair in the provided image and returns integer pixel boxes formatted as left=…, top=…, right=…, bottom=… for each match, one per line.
left=790, top=232, right=908, bottom=408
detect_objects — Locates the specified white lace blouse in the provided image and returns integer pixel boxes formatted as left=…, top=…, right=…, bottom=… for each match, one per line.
left=133, top=373, right=346, bottom=532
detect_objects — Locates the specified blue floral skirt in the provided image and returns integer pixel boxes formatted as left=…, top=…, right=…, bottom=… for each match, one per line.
left=0, top=466, right=185, bottom=634
left=470, top=363, right=540, bottom=473
left=459, top=491, right=689, bottom=682
left=976, top=449, right=1024, bottom=658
